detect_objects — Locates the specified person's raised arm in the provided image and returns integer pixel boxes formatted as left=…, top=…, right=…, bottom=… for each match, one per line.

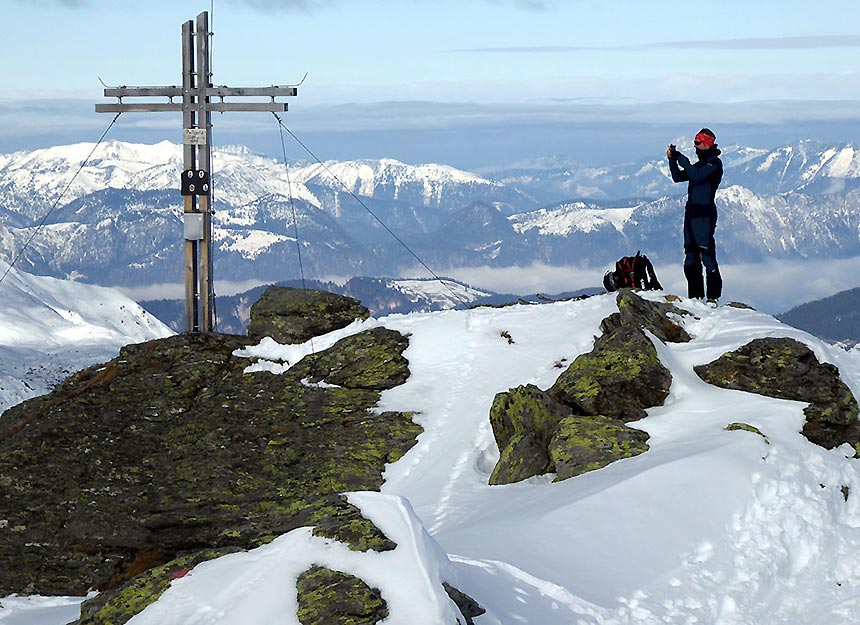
left=667, top=145, right=688, bottom=182
left=674, top=152, right=718, bottom=182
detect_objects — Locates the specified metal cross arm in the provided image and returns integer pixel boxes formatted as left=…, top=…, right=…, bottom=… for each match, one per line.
left=95, top=86, right=297, bottom=113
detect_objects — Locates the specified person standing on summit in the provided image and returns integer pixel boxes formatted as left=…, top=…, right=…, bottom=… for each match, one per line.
left=666, top=128, right=724, bottom=304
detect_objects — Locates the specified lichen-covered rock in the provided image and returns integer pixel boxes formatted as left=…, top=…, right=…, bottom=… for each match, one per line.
left=695, top=337, right=860, bottom=449
left=301, top=327, right=410, bottom=390
left=74, top=548, right=240, bottom=625
left=725, top=422, right=768, bottom=443
left=310, top=494, right=397, bottom=552
left=0, top=326, right=419, bottom=597
left=604, top=290, right=691, bottom=343
left=489, top=300, right=672, bottom=485
left=549, top=324, right=672, bottom=422
left=296, top=566, right=388, bottom=625
left=247, top=286, right=370, bottom=344
left=548, top=415, right=649, bottom=481
left=488, top=384, right=570, bottom=485
left=294, top=568, right=484, bottom=625
left=489, top=385, right=650, bottom=485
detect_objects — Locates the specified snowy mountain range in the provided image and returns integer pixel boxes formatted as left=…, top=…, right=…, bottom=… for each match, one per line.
left=0, top=261, right=172, bottom=412
left=487, top=140, right=860, bottom=200
left=3, top=277, right=860, bottom=625
left=1, top=140, right=859, bottom=289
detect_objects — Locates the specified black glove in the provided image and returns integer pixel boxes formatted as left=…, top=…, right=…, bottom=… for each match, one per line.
left=666, top=144, right=677, bottom=160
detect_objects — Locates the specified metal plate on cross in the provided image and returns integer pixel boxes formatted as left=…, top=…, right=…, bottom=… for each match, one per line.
left=181, top=169, right=210, bottom=196
left=183, top=128, right=207, bottom=145
left=183, top=212, right=204, bottom=241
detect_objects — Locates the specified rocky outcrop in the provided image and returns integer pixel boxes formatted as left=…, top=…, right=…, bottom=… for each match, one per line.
left=0, top=294, right=417, bottom=599
left=75, top=548, right=241, bottom=625
left=292, top=569, right=487, bottom=625
left=548, top=290, right=683, bottom=423
left=444, top=583, right=487, bottom=625
left=549, top=322, right=672, bottom=423
left=489, top=384, right=571, bottom=484
left=296, top=566, right=389, bottom=625
left=247, top=286, right=370, bottom=344
left=488, top=384, right=651, bottom=486
left=548, top=415, right=650, bottom=481
left=695, top=337, right=860, bottom=449
left=607, top=289, right=692, bottom=344
left=490, top=291, right=683, bottom=484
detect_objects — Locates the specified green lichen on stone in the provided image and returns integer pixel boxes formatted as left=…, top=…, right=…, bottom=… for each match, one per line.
left=487, top=300, right=673, bottom=485
left=74, top=548, right=239, bottom=625
left=548, top=415, right=649, bottom=480
left=550, top=325, right=672, bottom=422
left=488, top=385, right=573, bottom=485
left=488, top=385, right=652, bottom=484
left=725, top=422, right=769, bottom=443
left=297, top=328, right=410, bottom=391
left=695, top=337, right=860, bottom=449
left=612, top=290, right=692, bottom=343
left=489, top=384, right=566, bottom=449
left=0, top=305, right=420, bottom=596
left=247, top=287, right=370, bottom=345
left=310, top=495, right=395, bottom=553
left=296, top=566, right=388, bottom=625
left=490, top=431, right=550, bottom=485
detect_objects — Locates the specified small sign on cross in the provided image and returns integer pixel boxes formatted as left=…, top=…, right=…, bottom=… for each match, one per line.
left=183, top=128, right=208, bottom=145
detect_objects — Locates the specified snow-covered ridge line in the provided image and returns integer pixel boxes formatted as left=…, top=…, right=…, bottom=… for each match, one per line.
left=0, top=140, right=502, bottom=210
left=510, top=203, right=638, bottom=235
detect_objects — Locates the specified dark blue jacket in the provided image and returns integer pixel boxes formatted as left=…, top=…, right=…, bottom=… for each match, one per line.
left=669, top=147, right=723, bottom=218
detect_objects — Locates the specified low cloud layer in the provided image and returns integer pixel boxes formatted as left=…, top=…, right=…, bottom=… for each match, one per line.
left=435, top=256, right=860, bottom=315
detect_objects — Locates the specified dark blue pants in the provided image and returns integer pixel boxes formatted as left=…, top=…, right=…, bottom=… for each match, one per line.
left=683, top=213, right=722, bottom=300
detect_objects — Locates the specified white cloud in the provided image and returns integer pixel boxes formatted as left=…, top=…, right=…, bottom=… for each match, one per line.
left=418, top=256, right=860, bottom=315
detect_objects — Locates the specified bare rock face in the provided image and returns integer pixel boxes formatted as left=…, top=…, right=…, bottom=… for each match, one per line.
left=694, top=337, right=860, bottom=449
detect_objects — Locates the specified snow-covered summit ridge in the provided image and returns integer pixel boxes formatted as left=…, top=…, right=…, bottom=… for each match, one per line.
left=289, top=158, right=501, bottom=204
left=135, top=293, right=860, bottom=625
left=5, top=291, right=860, bottom=624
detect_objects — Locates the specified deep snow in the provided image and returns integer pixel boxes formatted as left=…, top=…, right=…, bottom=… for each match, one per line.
left=3, top=292, right=860, bottom=624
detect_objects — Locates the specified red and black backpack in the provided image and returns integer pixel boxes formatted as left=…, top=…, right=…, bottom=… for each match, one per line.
left=603, top=252, right=662, bottom=291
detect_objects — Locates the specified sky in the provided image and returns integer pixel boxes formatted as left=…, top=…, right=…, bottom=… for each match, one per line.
left=1, top=0, right=860, bottom=166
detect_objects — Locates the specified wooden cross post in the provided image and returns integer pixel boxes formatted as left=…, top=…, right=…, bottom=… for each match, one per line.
left=96, top=11, right=297, bottom=333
